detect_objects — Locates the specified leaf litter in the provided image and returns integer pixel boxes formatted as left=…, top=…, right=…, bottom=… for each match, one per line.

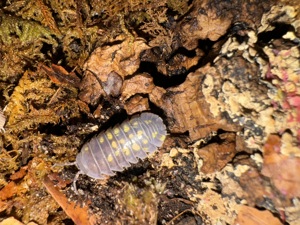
left=0, top=0, right=300, bottom=224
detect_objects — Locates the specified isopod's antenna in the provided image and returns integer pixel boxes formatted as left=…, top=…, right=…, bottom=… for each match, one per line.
left=52, top=161, right=82, bottom=194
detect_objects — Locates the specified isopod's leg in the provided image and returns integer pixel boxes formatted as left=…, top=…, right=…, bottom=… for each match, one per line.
left=72, top=171, right=84, bottom=195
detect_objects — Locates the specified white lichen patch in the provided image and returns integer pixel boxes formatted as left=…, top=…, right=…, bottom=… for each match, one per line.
left=203, top=4, right=300, bottom=153
left=160, top=153, right=175, bottom=169
left=193, top=189, right=241, bottom=225
left=280, top=133, right=300, bottom=157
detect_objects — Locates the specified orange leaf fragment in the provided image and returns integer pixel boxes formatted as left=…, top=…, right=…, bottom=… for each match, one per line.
left=262, top=135, right=300, bottom=198
left=10, top=167, right=27, bottom=180
left=235, top=205, right=282, bottom=225
left=0, top=182, right=18, bottom=201
left=40, top=64, right=80, bottom=87
left=43, top=176, right=95, bottom=225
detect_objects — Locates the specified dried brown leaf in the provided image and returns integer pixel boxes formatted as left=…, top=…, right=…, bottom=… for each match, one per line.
left=80, top=38, right=149, bottom=104
left=157, top=51, right=203, bottom=76
left=239, top=168, right=275, bottom=206
left=197, top=133, right=237, bottom=173
left=124, top=95, right=150, bottom=115
left=43, top=176, right=95, bottom=225
left=150, top=65, right=239, bottom=141
left=10, top=167, right=27, bottom=181
left=121, top=73, right=155, bottom=101
left=180, top=8, right=232, bottom=50
left=40, top=64, right=80, bottom=88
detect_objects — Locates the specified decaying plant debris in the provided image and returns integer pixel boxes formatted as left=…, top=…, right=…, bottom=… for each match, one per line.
left=0, top=0, right=300, bottom=224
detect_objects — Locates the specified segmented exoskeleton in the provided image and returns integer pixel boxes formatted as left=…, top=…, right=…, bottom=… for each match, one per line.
left=59, top=112, right=167, bottom=193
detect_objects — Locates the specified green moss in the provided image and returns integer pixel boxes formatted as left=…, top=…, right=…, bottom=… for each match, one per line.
left=0, top=14, right=57, bottom=46
left=119, top=184, right=158, bottom=224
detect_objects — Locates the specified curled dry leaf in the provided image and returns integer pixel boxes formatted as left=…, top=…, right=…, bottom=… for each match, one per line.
left=40, top=64, right=81, bottom=88
left=196, top=133, right=237, bottom=173
left=10, top=167, right=27, bottom=180
left=124, top=95, right=150, bottom=115
left=156, top=50, right=203, bottom=76
left=150, top=64, right=239, bottom=141
left=121, top=73, right=155, bottom=101
left=79, top=38, right=149, bottom=105
left=180, top=7, right=232, bottom=50
left=262, top=134, right=300, bottom=198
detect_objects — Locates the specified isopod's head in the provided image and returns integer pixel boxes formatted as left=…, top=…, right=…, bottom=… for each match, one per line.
left=75, top=143, right=107, bottom=179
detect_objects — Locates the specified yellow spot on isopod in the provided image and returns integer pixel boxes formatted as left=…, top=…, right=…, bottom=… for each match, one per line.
left=152, top=131, right=158, bottom=138
left=106, top=132, right=113, bottom=140
left=129, top=133, right=134, bottom=139
left=107, top=154, right=113, bottom=162
left=99, top=136, right=104, bottom=143
left=115, top=150, right=120, bottom=156
left=133, top=121, right=138, bottom=126
left=111, top=141, right=118, bottom=149
left=132, top=143, right=140, bottom=151
left=84, top=147, right=89, bottom=151
left=119, top=139, right=125, bottom=144
left=123, top=147, right=130, bottom=155
left=159, top=135, right=166, bottom=142
left=114, top=128, right=120, bottom=135
left=142, top=139, right=148, bottom=144
left=123, top=124, right=130, bottom=132
left=145, top=120, right=151, bottom=124
left=137, top=130, right=143, bottom=136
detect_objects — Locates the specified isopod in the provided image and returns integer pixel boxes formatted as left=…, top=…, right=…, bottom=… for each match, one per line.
left=61, top=112, right=167, bottom=193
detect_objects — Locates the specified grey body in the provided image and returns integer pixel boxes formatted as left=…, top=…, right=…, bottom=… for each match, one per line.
left=75, top=112, right=167, bottom=179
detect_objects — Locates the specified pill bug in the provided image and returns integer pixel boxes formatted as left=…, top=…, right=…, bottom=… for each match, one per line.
left=63, top=112, right=167, bottom=193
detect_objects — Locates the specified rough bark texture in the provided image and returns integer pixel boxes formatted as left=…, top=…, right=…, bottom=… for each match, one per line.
left=0, top=0, right=299, bottom=224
